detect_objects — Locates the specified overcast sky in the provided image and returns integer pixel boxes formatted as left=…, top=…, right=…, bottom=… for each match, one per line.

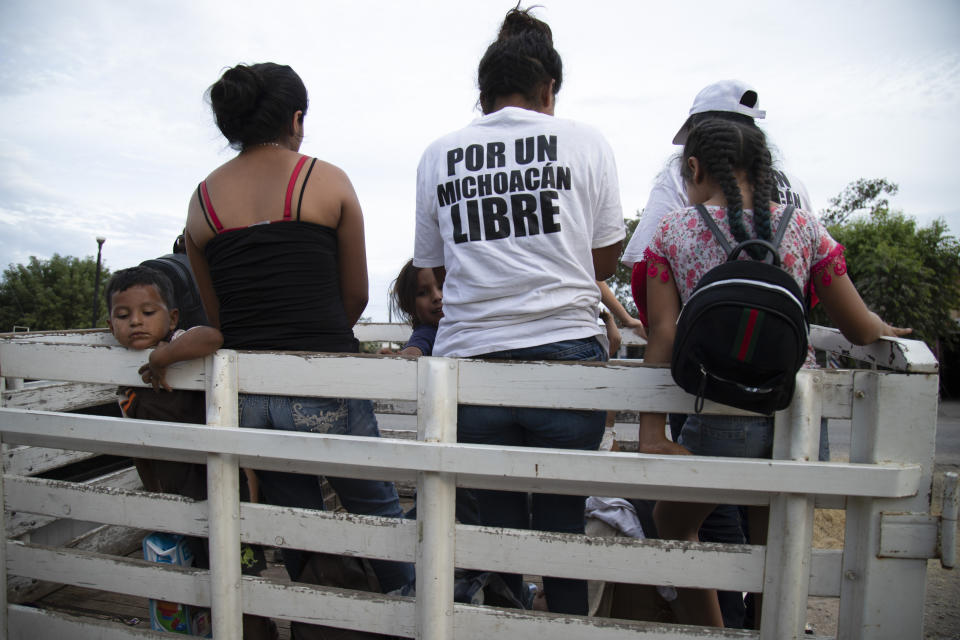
left=1, top=0, right=957, bottom=321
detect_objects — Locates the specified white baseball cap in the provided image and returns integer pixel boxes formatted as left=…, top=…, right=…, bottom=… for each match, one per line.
left=672, top=79, right=766, bottom=145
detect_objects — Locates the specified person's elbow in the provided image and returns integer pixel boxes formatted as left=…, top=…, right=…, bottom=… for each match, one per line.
left=195, top=326, right=224, bottom=353
left=343, top=292, right=369, bottom=324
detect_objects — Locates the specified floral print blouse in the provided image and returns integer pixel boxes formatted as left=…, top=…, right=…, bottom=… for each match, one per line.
left=644, top=204, right=847, bottom=367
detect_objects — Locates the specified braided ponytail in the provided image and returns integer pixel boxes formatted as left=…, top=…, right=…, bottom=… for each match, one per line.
left=746, top=127, right=775, bottom=249
left=683, top=119, right=776, bottom=260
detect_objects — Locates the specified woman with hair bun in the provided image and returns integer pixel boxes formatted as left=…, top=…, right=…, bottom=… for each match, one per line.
left=414, top=7, right=626, bottom=615
left=185, top=63, right=414, bottom=610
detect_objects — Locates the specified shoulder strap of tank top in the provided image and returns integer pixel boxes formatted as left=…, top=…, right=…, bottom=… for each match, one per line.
left=197, top=182, right=222, bottom=233
left=294, top=158, right=318, bottom=222
left=283, top=156, right=310, bottom=221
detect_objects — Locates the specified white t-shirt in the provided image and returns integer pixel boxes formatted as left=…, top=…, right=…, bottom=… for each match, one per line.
left=621, top=156, right=814, bottom=265
left=414, top=107, right=625, bottom=357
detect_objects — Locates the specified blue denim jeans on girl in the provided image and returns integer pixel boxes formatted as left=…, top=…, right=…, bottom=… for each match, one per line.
left=239, top=394, right=414, bottom=593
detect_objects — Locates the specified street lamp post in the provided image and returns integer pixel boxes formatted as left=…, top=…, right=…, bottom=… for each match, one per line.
left=91, top=236, right=106, bottom=328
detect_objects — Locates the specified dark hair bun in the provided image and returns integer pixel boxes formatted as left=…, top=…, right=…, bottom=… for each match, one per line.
left=209, top=65, right=264, bottom=147
left=478, top=6, right=562, bottom=114
left=207, top=63, right=308, bottom=151
left=497, top=6, right=554, bottom=43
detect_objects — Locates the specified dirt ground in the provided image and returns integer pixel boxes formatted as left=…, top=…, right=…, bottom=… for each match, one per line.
left=806, top=465, right=960, bottom=639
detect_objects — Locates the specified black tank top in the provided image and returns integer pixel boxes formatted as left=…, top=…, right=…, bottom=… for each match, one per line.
left=197, top=157, right=359, bottom=353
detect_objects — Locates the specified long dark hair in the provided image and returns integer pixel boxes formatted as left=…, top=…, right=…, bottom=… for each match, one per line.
left=390, top=259, right=421, bottom=327
left=207, top=63, right=308, bottom=151
left=477, top=6, right=562, bottom=114
left=681, top=119, right=775, bottom=259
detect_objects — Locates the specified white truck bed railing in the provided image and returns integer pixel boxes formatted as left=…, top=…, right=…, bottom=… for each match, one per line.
left=0, top=326, right=951, bottom=639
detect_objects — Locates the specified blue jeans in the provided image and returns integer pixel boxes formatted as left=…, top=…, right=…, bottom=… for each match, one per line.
left=679, top=414, right=830, bottom=461
left=679, top=414, right=775, bottom=459
left=676, top=413, right=828, bottom=628
left=458, top=337, right=607, bottom=615
left=239, top=394, right=414, bottom=593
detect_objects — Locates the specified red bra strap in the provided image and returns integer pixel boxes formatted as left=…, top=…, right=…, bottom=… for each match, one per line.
left=283, top=156, right=309, bottom=221
left=199, top=182, right=224, bottom=232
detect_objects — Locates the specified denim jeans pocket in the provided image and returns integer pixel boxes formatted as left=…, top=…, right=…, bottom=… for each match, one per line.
left=290, top=397, right=350, bottom=434
left=535, top=337, right=606, bottom=362
left=681, top=415, right=773, bottom=459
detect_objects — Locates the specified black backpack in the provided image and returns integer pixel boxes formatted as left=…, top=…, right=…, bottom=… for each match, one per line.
left=139, top=253, right=209, bottom=331
left=671, top=204, right=808, bottom=415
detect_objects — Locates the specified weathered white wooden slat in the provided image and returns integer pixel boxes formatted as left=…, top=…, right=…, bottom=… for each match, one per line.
left=457, top=525, right=764, bottom=592
left=415, top=357, right=459, bottom=640
left=3, top=444, right=99, bottom=477
left=838, top=371, right=938, bottom=638
left=448, top=603, right=759, bottom=640
left=459, top=526, right=834, bottom=597
left=5, top=475, right=206, bottom=537
left=237, top=350, right=420, bottom=401
left=242, top=502, right=417, bottom=562
left=203, top=350, right=243, bottom=639
left=809, top=548, right=842, bottom=597
left=6, top=541, right=211, bottom=605
left=0, top=381, right=117, bottom=412
left=877, top=513, right=939, bottom=559
left=0, top=328, right=116, bottom=344
left=6, top=467, right=142, bottom=538
left=762, top=375, right=821, bottom=638
left=0, top=340, right=206, bottom=389
left=242, top=574, right=416, bottom=637
left=0, top=409, right=922, bottom=504
left=457, top=361, right=855, bottom=419
left=6, top=523, right=146, bottom=604
left=7, top=603, right=171, bottom=639
left=810, top=325, right=938, bottom=373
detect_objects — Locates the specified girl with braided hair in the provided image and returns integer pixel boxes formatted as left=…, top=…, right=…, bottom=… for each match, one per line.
left=638, top=118, right=909, bottom=627
left=414, top=5, right=625, bottom=615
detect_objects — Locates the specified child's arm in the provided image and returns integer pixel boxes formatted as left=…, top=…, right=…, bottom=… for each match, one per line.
left=638, top=261, right=691, bottom=456
left=139, top=326, right=224, bottom=391
left=599, top=310, right=621, bottom=356
left=598, top=280, right=647, bottom=338
left=814, top=271, right=912, bottom=345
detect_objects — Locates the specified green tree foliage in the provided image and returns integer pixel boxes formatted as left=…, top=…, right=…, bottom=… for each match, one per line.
left=814, top=179, right=960, bottom=349
left=821, top=178, right=898, bottom=226
left=0, top=254, right=111, bottom=332
left=608, top=215, right=640, bottom=317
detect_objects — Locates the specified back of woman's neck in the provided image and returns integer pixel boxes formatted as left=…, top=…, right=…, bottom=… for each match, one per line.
left=487, top=93, right=552, bottom=116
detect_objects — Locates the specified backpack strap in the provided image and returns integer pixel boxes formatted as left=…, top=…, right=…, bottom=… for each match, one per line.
left=770, top=205, right=796, bottom=251
left=695, top=204, right=733, bottom=256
